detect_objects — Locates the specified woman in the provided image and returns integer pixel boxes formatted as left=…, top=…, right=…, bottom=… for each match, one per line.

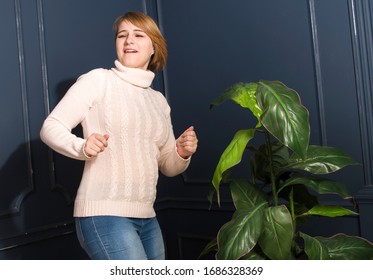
left=40, top=11, right=198, bottom=260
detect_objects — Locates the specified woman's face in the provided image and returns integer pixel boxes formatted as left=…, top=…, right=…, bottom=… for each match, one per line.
left=116, top=20, right=154, bottom=70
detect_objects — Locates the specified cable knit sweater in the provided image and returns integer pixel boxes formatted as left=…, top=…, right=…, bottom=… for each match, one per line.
left=40, top=60, right=190, bottom=218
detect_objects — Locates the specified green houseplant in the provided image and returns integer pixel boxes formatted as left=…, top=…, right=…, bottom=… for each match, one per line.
left=203, top=80, right=373, bottom=260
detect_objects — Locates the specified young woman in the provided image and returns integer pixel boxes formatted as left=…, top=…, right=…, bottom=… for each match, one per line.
left=40, top=11, right=198, bottom=260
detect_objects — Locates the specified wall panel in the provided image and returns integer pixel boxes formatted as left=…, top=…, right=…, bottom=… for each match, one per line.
left=158, top=0, right=318, bottom=182
left=0, top=0, right=33, bottom=227
left=349, top=0, right=373, bottom=239
left=156, top=0, right=373, bottom=258
left=0, top=0, right=151, bottom=259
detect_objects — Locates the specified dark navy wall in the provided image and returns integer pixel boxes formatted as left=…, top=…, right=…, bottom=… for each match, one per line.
left=156, top=0, right=373, bottom=258
left=1, top=0, right=372, bottom=259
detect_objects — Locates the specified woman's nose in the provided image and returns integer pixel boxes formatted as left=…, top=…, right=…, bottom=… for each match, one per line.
left=125, top=34, right=134, bottom=44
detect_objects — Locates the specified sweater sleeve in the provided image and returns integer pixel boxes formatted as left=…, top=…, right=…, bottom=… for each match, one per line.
left=157, top=99, right=191, bottom=177
left=40, top=69, right=106, bottom=160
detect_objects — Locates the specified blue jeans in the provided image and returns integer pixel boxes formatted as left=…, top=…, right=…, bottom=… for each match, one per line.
left=75, top=216, right=165, bottom=260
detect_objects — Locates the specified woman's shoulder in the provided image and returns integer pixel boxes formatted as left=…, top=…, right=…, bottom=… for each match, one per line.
left=150, top=88, right=168, bottom=102
left=69, top=68, right=111, bottom=102
left=149, top=89, right=171, bottom=114
left=78, top=68, right=110, bottom=81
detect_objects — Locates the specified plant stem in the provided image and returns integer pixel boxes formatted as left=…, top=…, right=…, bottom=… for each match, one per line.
left=289, top=188, right=298, bottom=256
left=289, top=188, right=296, bottom=229
left=265, top=131, right=278, bottom=206
left=249, top=158, right=255, bottom=185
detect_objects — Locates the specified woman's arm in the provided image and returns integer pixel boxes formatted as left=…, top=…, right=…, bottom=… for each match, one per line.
left=40, top=69, right=106, bottom=160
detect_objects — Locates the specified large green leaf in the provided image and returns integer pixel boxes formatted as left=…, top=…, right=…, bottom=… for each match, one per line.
left=212, top=129, right=256, bottom=204
left=230, top=179, right=267, bottom=209
left=255, top=141, right=289, bottom=183
left=288, top=145, right=359, bottom=174
left=240, top=250, right=266, bottom=260
left=280, top=174, right=352, bottom=199
left=207, top=166, right=233, bottom=205
left=210, top=82, right=262, bottom=122
left=258, top=205, right=293, bottom=259
left=300, top=232, right=373, bottom=260
left=278, top=184, right=319, bottom=210
left=256, top=80, right=310, bottom=159
left=300, top=205, right=358, bottom=217
left=300, top=232, right=330, bottom=259
left=216, top=203, right=267, bottom=259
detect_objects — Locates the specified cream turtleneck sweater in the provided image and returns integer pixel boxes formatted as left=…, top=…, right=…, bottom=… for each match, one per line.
left=40, top=60, right=190, bottom=218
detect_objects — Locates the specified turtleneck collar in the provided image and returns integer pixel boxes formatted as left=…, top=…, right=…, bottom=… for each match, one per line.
left=111, top=60, right=155, bottom=88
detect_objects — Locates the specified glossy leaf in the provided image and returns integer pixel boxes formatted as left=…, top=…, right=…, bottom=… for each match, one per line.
left=216, top=203, right=267, bottom=259
left=210, top=82, right=262, bottom=122
left=301, top=232, right=373, bottom=260
left=240, top=251, right=266, bottom=260
left=207, top=166, right=233, bottom=205
left=278, top=184, right=319, bottom=211
left=255, top=141, right=289, bottom=183
left=280, top=174, right=351, bottom=199
left=300, top=205, right=358, bottom=217
left=258, top=205, right=293, bottom=259
left=212, top=129, right=255, bottom=204
left=256, top=80, right=310, bottom=159
left=288, top=145, right=359, bottom=174
left=230, top=179, right=267, bottom=209
left=207, top=79, right=370, bottom=260
left=300, top=232, right=330, bottom=259
left=207, top=185, right=216, bottom=206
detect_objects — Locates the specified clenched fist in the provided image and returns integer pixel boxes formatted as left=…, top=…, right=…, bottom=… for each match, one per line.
left=176, top=126, right=198, bottom=159
left=84, top=133, right=110, bottom=157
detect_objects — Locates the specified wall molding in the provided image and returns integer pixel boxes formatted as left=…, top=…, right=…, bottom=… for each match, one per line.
left=0, top=220, right=75, bottom=252
left=308, top=0, right=328, bottom=146
left=1, top=0, right=35, bottom=218
left=154, top=0, right=169, bottom=101
left=348, top=0, right=373, bottom=194
left=37, top=0, right=74, bottom=204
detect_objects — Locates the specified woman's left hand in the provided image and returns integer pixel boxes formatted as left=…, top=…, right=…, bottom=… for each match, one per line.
left=176, top=126, right=198, bottom=159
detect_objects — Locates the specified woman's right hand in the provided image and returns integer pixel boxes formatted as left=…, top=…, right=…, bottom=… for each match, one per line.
left=84, top=133, right=110, bottom=157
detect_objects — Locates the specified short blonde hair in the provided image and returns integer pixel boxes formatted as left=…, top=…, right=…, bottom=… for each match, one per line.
left=113, top=12, right=167, bottom=72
